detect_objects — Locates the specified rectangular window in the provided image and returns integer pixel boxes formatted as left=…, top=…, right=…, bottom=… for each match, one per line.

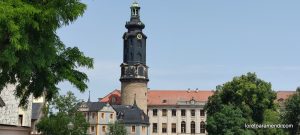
left=142, top=126, right=146, bottom=132
left=18, top=115, right=23, bottom=126
left=91, top=126, right=95, bottom=132
left=181, top=109, right=186, bottom=116
left=171, top=123, right=176, bottom=133
left=172, top=109, right=176, bottom=116
left=200, top=109, right=205, bottom=116
left=132, top=126, right=136, bottom=133
left=102, top=126, right=106, bottom=132
left=110, top=113, right=113, bottom=119
left=191, top=109, right=195, bottom=116
left=92, top=112, right=95, bottom=119
left=101, top=113, right=105, bottom=118
left=153, top=109, right=157, bottom=116
left=153, top=123, right=157, bottom=133
left=162, top=123, right=167, bottom=133
left=162, top=109, right=167, bottom=116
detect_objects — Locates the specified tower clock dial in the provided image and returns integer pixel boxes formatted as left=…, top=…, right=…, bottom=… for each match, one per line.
left=137, top=34, right=143, bottom=39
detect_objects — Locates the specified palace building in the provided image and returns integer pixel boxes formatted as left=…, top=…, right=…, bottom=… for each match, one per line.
left=87, top=1, right=296, bottom=135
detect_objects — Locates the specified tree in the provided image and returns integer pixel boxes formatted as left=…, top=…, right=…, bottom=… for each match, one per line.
left=36, top=91, right=89, bottom=135
left=205, top=73, right=279, bottom=134
left=0, top=0, right=93, bottom=107
left=108, top=121, right=127, bottom=135
left=206, top=104, right=254, bottom=135
left=282, top=87, right=300, bottom=135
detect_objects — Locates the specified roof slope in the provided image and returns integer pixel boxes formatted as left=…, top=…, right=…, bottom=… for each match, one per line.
left=148, top=90, right=214, bottom=105
left=112, top=105, right=149, bottom=125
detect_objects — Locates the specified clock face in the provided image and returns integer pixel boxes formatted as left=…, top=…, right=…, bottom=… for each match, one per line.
left=137, top=34, right=142, bottom=40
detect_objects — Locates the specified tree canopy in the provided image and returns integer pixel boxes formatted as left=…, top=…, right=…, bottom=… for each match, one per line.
left=204, top=72, right=284, bottom=135
left=108, top=121, right=127, bottom=135
left=282, top=87, right=300, bottom=135
left=0, top=0, right=93, bottom=107
left=36, top=91, right=89, bottom=135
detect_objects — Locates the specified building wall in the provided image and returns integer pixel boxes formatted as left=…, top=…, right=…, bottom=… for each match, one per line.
left=0, top=84, right=32, bottom=127
left=148, top=106, right=207, bottom=135
left=125, top=124, right=149, bottom=135
left=0, top=125, right=30, bottom=135
left=121, top=81, right=148, bottom=113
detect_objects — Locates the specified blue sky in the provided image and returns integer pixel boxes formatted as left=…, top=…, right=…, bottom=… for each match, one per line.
left=57, top=0, right=300, bottom=101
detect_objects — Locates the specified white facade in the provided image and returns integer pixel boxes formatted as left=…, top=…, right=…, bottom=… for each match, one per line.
left=0, top=84, right=32, bottom=127
left=148, top=101, right=207, bottom=135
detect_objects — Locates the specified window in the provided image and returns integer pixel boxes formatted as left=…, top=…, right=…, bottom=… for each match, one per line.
left=142, top=126, right=146, bottom=132
left=111, top=96, right=116, bottom=103
left=181, top=121, right=186, bottom=133
left=152, top=123, right=157, bottom=133
left=191, top=109, right=195, bottom=116
left=102, top=126, right=106, bottom=132
left=181, top=109, right=186, bottom=116
left=131, top=126, right=136, bottom=132
left=172, top=109, right=176, bottom=116
left=92, top=112, right=95, bottom=119
left=110, top=114, right=113, bottom=119
left=91, top=126, right=95, bottom=132
left=162, top=123, right=167, bottom=133
left=172, top=123, right=176, bottom=133
left=162, top=109, right=167, bottom=116
left=162, top=99, right=167, bottom=103
left=101, top=113, right=104, bottom=118
left=153, top=109, right=157, bottom=116
left=18, top=115, right=23, bottom=126
left=200, top=121, right=205, bottom=133
left=200, top=109, right=205, bottom=116
left=191, top=121, right=195, bottom=133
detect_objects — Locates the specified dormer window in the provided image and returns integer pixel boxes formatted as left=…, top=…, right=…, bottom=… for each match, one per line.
left=162, top=99, right=167, bottom=103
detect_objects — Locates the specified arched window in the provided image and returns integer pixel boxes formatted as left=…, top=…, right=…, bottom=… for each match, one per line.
left=181, top=121, right=186, bottom=133
left=191, top=121, right=195, bottom=133
left=200, top=121, right=205, bottom=133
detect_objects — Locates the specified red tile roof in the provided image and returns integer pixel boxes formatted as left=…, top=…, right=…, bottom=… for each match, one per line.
left=276, top=91, right=296, bottom=101
left=99, top=90, right=296, bottom=105
left=99, top=89, right=121, bottom=104
left=147, top=90, right=214, bottom=106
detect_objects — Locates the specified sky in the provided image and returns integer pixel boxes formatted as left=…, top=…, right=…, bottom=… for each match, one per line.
left=57, top=0, right=300, bottom=101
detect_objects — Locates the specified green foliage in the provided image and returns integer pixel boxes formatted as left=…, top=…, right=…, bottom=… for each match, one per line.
left=0, top=0, right=93, bottom=107
left=205, top=73, right=281, bottom=135
left=36, top=91, right=89, bottom=135
left=206, top=104, right=254, bottom=135
left=108, top=121, right=127, bottom=135
left=282, top=87, right=300, bottom=135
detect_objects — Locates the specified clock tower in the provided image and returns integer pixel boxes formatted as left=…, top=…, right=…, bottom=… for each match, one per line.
left=120, top=2, right=148, bottom=113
